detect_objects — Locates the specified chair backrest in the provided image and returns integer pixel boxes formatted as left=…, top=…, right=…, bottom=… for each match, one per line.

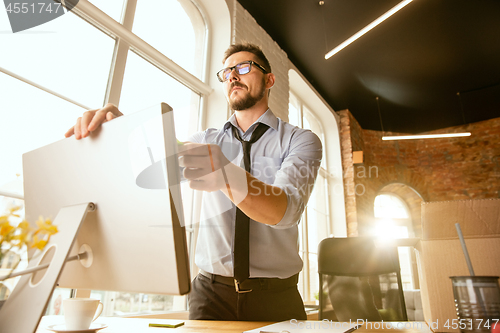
left=317, top=237, right=408, bottom=322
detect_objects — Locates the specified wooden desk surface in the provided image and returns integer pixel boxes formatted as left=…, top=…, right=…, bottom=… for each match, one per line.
left=37, top=316, right=429, bottom=333
left=37, top=316, right=271, bottom=333
left=172, top=320, right=271, bottom=332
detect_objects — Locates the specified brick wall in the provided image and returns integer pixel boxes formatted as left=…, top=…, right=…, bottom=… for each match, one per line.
left=226, top=0, right=289, bottom=120
left=338, top=110, right=359, bottom=236
left=339, top=109, right=500, bottom=235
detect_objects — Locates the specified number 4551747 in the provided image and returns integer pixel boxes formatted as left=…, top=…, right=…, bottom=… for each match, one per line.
left=5, top=3, right=63, bottom=14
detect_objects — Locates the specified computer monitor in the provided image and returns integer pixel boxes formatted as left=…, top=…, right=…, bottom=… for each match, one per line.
left=0, top=103, right=190, bottom=332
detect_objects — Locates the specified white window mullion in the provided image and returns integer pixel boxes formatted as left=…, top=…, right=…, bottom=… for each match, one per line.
left=323, top=175, right=332, bottom=237
left=0, top=67, right=91, bottom=111
left=104, top=0, right=137, bottom=106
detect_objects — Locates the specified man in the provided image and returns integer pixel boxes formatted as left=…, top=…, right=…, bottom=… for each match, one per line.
left=65, top=43, right=322, bottom=321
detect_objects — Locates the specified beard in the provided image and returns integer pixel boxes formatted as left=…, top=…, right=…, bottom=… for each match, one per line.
left=228, top=81, right=266, bottom=111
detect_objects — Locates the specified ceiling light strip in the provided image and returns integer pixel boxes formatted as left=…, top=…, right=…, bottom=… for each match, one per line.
left=325, top=0, right=414, bottom=59
left=382, top=133, right=471, bottom=141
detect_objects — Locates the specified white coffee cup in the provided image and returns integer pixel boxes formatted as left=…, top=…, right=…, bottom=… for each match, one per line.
left=63, top=298, right=103, bottom=330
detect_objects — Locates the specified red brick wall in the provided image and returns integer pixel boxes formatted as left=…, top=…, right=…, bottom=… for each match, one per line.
left=339, top=111, right=359, bottom=236
left=338, top=110, right=500, bottom=235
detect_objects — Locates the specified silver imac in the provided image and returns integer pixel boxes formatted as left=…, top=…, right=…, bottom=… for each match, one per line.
left=0, top=103, right=190, bottom=332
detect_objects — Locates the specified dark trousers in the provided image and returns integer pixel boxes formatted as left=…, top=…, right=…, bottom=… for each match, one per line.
left=188, top=273, right=307, bottom=321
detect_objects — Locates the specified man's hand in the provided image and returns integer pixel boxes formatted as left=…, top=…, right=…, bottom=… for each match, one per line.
left=178, top=143, right=235, bottom=192
left=64, top=103, right=123, bottom=139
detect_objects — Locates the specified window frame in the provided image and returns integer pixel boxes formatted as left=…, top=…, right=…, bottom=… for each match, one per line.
left=289, top=91, right=332, bottom=304
left=373, top=192, right=416, bottom=289
left=0, top=0, right=213, bottom=315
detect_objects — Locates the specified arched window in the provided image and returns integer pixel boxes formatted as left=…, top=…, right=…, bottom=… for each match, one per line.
left=289, top=92, right=330, bottom=304
left=374, top=193, right=412, bottom=237
left=289, top=68, right=346, bottom=305
left=373, top=193, right=415, bottom=289
left=0, top=0, right=208, bottom=315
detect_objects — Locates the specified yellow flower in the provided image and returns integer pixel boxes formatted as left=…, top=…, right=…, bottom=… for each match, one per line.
left=17, top=220, right=31, bottom=232
left=0, top=221, right=14, bottom=237
left=10, top=220, right=32, bottom=246
left=35, top=217, right=58, bottom=235
left=8, top=206, right=22, bottom=218
left=31, top=234, right=48, bottom=250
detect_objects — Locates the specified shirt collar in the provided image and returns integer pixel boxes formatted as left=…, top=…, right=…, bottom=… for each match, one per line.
left=223, top=109, right=279, bottom=133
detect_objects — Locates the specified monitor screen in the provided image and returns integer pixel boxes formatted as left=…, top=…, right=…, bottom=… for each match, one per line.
left=22, top=103, right=190, bottom=295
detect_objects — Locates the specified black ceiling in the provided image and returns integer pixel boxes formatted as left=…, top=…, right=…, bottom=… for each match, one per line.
left=236, top=0, right=500, bottom=133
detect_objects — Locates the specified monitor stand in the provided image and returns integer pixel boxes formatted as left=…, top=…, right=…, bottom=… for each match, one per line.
left=0, top=202, right=95, bottom=333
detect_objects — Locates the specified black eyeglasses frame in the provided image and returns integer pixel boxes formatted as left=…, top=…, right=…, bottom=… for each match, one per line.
left=216, top=60, right=268, bottom=82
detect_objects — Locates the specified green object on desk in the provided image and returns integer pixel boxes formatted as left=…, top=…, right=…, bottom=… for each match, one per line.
left=149, top=321, right=185, bottom=328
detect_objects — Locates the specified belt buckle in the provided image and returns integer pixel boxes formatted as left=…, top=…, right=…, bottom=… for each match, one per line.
left=234, top=279, right=252, bottom=293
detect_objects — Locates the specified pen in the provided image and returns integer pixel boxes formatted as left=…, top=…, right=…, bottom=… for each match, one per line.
left=345, top=324, right=362, bottom=333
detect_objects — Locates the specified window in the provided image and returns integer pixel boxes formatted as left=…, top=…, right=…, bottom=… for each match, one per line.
left=289, top=92, right=331, bottom=304
left=373, top=193, right=415, bottom=289
left=0, top=0, right=208, bottom=315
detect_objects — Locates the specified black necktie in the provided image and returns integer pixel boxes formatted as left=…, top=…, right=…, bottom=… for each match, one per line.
left=231, top=122, right=269, bottom=283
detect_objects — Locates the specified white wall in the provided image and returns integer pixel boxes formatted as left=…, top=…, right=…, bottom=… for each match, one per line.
left=225, top=0, right=289, bottom=121
left=195, top=0, right=232, bottom=130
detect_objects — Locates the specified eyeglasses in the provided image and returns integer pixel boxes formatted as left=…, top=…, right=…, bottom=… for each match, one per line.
left=217, top=61, right=268, bottom=82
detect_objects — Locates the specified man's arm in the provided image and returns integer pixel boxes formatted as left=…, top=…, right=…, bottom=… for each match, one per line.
left=231, top=172, right=288, bottom=225
left=178, top=143, right=288, bottom=225
left=178, top=129, right=322, bottom=226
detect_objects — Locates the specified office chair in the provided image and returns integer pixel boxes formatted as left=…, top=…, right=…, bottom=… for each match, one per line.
left=318, top=237, right=408, bottom=321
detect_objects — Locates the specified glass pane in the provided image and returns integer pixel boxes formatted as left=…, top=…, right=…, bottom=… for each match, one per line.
left=310, top=174, right=327, bottom=215
left=374, top=194, right=409, bottom=219
left=288, top=92, right=300, bottom=126
left=89, top=0, right=125, bottom=22
left=306, top=209, right=317, bottom=254
left=306, top=208, right=328, bottom=255
left=91, top=291, right=185, bottom=316
left=303, top=107, right=326, bottom=168
left=302, top=113, right=311, bottom=131
left=119, top=50, right=200, bottom=141
left=288, top=103, right=299, bottom=127
left=398, top=247, right=414, bottom=290
left=132, top=0, right=203, bottom=78
left=0, top=73, right=86, bottom=187
left=44, top=288, right=72, bottom=315
left=0, top=12, right=115, bottom=108
left=303, top=107, right=321, bottom=136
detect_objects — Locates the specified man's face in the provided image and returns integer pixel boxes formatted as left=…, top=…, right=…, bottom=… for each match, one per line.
left=222, top=51, right=267, bottom=111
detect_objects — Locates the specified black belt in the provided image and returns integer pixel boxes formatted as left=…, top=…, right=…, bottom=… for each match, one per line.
left=199, top=270, right=299, bottom=293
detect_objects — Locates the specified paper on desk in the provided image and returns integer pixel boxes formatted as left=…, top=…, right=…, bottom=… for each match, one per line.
left=244, top=320, right=359, bottom=333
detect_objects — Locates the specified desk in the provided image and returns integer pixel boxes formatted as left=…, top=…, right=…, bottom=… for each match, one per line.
left=37, top=316, right=271, bottom=333
left=37, top=317, right=429, bottom=333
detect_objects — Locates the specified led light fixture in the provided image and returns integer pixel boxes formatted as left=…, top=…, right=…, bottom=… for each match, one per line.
left=382, top=133, right=471, bottom=141
left=325, top=0, right=414, bottom=59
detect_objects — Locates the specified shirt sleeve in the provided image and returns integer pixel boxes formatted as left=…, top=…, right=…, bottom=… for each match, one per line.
left=187, top=130, right=206, bottom=144
left=272, top=129, right=323, bottom=229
